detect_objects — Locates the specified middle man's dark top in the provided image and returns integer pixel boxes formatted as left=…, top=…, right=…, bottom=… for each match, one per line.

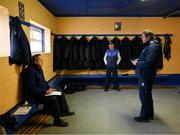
left=104, top=48, right=121, bottom=68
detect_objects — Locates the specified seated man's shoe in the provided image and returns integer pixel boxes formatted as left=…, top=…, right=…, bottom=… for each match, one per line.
left=104, top=89, right=108, bottom=92
left=53, top=118, right=68, bottom=127
left=112, top=86, right=120, bottom=91
left=62, top=111, right=75, bottom=117
left=134, top=116, right=149, bottom=122
left=104, top=87, right=109, bottom=92
left=149, top=116, right=154, bottom=120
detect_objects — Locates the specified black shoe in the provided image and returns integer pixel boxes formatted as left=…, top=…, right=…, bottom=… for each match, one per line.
left=149, top=116, right=154, bottom=120
left=62, top=111, right=75, bottom=116
left=104, top=87, right=109, bottom=92
left=134, top=116, right=149, bottom=122
left=112, top=87, right=120, bottom=91
left=104, top=88, right=108, bottom=92
left=53, top=118, right=69, bottom=127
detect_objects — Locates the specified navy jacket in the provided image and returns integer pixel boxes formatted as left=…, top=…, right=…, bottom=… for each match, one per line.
left=163, top=34, right=172, bottom=60
left=9, top=16, right=31, bottom=66
left=89, top=37, right=100, bottom=70
left=131, top=36, right=143, bottom=59
left=53, top=36, right=69, bottom=71
left=65, top=37, right=79, bottom=69
left=120, top=37, right=133, bottom=69
left=136, top=40, right=159, bottom=77
left=79, top=36, right=89, bottom=68
left=22, top=64, right=49, bottom=101
left=155, top=37, right=163, bottom=69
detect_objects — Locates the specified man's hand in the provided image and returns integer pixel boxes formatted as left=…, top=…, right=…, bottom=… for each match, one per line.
left=131, top=59, right=138, bottom=66
left=46, top=88, right=55, bottom=95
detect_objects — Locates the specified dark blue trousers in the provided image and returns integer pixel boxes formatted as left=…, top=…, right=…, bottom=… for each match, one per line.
left=138, top=71, right=156, bottom=119
left=105, top=67, right=118, bottom=88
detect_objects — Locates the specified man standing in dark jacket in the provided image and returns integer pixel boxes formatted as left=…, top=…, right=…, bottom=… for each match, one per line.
left=131, top=30, right=159, bottom=122
left=104, top=42, right=121, bottom=91
left=22, top=54, right=75, bottom=127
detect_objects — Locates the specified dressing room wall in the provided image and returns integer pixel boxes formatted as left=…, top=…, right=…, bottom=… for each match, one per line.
left=0, top=0, right=56, bottom=114
left=55, top=17, right=180, bottom=75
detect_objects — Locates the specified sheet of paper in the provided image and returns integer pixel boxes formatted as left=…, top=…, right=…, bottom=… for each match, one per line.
left=13, top=106, right=32, bottom=115
left=45, top=91, right=62, bottom=96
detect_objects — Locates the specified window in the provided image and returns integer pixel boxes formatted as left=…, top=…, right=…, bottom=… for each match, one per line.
left=30, top=20, right=51, bottom=54
left=30, top=27, right=44, bottom=53
left=0, top=5, right=10, bottom=57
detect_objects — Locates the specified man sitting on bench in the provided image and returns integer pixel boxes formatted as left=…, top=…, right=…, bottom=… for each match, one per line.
left=22, top=54, right=75, bottom=127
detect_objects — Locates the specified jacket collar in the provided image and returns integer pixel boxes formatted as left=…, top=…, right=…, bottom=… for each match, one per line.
left=32, top=63, right=42, bottom=71
left=143, top=41, right=150, bottom=46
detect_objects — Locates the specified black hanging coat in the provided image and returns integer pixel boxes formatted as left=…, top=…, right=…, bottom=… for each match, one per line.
left=131, top=36, right=142, bottom=59
left=89, top=37, right=100, bottom=70
left=155, top=37, right=163, bottom=69
left=79, top=36, right=89, bottom=68
left=119, top=37, right=133, bottom=69
left=163, top=34, right=172, bottom=60
left=111, top=37, right=121, bottom=51
left=53, top=36, right=69, bottom=71
left=65, top=37, right=79, bottom=69
left=9, top=16, right=31, bottom=66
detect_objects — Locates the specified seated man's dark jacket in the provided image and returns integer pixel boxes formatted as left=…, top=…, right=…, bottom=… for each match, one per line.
left=22, top=64, right=50, bottom=102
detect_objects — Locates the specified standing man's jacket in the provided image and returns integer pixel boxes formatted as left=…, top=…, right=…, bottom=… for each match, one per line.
left=136, top=40, right=159, bottom=77
left=9, top=16, right=31, bottom=66
left=104, top=48, right=121, bottom=68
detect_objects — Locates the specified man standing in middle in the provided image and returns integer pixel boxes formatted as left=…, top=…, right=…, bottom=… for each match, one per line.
left=104, top=42, right=121, bottom=92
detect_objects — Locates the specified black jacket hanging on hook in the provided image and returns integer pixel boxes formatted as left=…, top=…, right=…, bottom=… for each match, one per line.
left=163, top=34, right=172, bottom=61
left=155, top=37, right=163, bottom=69
left=79, top=36, right=89, bottom=68
left=65, top=37, right=79, bottom=69
left=53, top=36, right=69, bottom=71
left=89, top=36, right=100, bottom=70
left=131, top=36, right=142, bottom=59
left=9, top=16, right=31, bottom=66
left=111, top=37, right=121, bottom=51
left=119, top=37, right=133, bottom=69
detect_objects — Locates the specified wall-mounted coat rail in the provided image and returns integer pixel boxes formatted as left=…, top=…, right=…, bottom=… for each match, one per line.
left=51, top=33, right=173, bottom=37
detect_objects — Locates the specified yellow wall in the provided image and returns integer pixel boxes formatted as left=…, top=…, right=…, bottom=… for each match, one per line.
left=56, top=17, right=180, bottom=75
left=0, top=0, right=56, bottom=115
